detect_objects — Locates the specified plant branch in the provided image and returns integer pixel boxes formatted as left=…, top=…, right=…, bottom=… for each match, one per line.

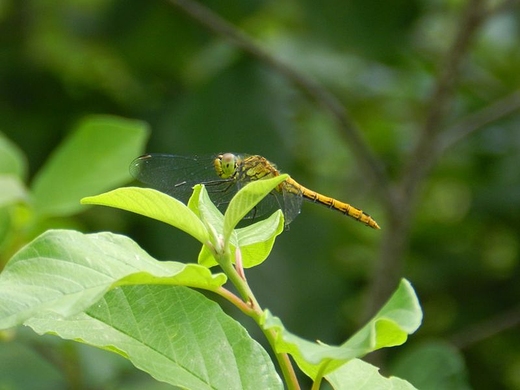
left=30, top=338, right=83, bottom=388
left=216, top=249, right=255, bottom=303
left=401, top=0, right=487, bottom=201
left=438, top=90, right=520, bottom=155
left=215, top=285, right=299, bottom=389
left=263, top=327, right=301, bottom=390
left=166, top=0, right=391, bottom=201
left=363, top=0, right=489, bottom=322
left=215, top=248, right=300, bottom=389
left=215, top=286, right=254, bottom=314
left=450, top=305, right=520, bottom=349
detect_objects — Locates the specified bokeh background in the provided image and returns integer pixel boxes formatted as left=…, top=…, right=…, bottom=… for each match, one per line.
left=1, top=0, right=520, bottom=389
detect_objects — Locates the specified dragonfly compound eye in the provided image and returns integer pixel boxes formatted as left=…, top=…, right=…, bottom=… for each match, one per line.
left=215, top=153, right=238, bottom=179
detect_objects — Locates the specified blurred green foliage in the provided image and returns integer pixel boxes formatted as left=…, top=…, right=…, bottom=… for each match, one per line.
left=1, top=0, right=519, bottom=388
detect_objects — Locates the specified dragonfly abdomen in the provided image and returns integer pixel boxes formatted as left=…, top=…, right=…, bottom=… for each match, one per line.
left=295, top=182, right=380, bottom=229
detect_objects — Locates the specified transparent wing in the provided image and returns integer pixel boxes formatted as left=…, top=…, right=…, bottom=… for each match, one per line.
left=129, top=153, right=303, bottom=225
left=281, top=181, right=303, bottom=225
left=130, top=154, right=238, bottom=210
left=244, top=189, right=286, bottom=222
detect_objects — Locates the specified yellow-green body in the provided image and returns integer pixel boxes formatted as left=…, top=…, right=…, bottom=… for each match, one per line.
left=214, top=153, right=380, bottom=229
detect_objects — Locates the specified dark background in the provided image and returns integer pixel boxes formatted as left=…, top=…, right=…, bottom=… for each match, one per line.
left=1, top=0, right=520, bottom=389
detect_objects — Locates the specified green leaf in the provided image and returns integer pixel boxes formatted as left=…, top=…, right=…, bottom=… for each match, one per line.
left=0, top=230, right=225, bottom=330
left=326, top=358, right=417, bottom=390
left=190, top=184, right=225, bottom=231
left=191, top=183, right=284, bottom=268
left=82, top=187, right=210, bottom=245
left=198, top=210, right=284, bottom=268
left=0, top=133, right=27, bottom=180
left=25, top=285, right=283, bottom=390
left=233, top=210, right=284, bottom=268
left=198, top=245, right=219, bottom=268
left=190, top=184, right=228, bottom=255
left=261, top=279, right=422, bottom=380
left=31, top=115, right=149, bottom=217
left=234, top=209, right=284, bottom=248
left=223, top=174, right=288, bottom=241
left=0, top=175, right=28, bottom=208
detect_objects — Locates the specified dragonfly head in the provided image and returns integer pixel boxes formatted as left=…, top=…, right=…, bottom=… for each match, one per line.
left=215, top=153, right=238, bottom=179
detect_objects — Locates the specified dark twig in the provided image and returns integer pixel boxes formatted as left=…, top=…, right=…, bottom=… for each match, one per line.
left=450, top=305, right=520, bottom=349
left=439, top=90, right=520, bottom=154
left=363, top=0, right=489, bottom=322
left=401, top=0, right=487, bottom=201
left=166, top=0, right=391, bottom=203
left=30, top=338, right=83, bottom=388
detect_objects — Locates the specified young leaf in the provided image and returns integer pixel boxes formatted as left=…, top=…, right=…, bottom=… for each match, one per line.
left=189, top=184, right=225, bottom=231
left=25, top=285, right=283, bottom=390
left=82, top=187, right=209, bottom=245
left=261, top=279, right=422, bottom=380
left=198, top=210, right=284, bottom=268
left=190, top=183, right=228, bottom=255
left=223, top=174, right=288, bottom=240
left=31, top=115, right=149, bottom=217
left=325, top=358, right=417, bottom=390
left=232, top=210, right=284, bottom=268
left=0, top=230, right=225, bottom=330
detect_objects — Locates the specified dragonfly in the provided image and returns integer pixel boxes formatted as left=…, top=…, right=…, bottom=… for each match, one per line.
left=130, top=153, right=380, bottom=229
